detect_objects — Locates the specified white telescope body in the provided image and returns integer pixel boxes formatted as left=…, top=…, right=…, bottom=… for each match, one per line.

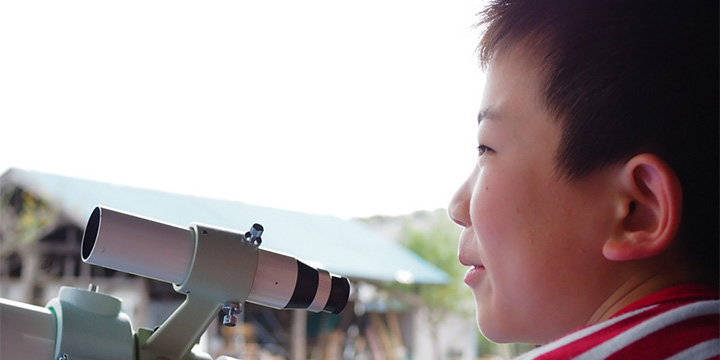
left=1, top=286, right=135, bottom=360
left=0, top=206, right=351, bottom=360
left=81, top=206, right=350, bottom=314
left=0, top=298, right=55, bottom=359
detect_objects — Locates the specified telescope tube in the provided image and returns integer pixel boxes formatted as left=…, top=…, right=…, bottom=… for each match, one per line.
left=81, top=206, right=349, bottom=314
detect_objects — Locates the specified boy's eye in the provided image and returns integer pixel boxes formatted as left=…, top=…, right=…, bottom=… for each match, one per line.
left=477, top=145, right=493, bottom=156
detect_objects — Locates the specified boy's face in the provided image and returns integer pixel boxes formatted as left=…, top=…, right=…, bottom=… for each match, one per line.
left=449, top=46, right=623, bottom=344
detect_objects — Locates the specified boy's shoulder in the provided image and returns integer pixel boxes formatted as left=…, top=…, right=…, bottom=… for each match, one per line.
left=517, top=284, right=720, bottom=360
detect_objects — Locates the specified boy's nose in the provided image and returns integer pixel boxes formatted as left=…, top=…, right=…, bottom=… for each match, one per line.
left=448, top=181, right=471, bottom=228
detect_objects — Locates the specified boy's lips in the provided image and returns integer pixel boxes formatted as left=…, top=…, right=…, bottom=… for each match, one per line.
left=463, top=265, right=486, bottom=285
left=459, top=255, right=486, bottom=285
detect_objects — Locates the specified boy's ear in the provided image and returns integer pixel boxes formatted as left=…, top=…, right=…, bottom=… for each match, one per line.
left=603, top=154, right=682, bottom=261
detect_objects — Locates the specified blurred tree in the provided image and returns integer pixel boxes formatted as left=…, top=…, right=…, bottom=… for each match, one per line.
left=398, top=213, right=471, bottom=315
left=0, top=186, right=58, bottom=302
left=394, top=211, right=472, bottom=359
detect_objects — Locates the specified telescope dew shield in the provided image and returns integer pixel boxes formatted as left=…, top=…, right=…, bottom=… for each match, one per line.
left=81, top=207, right=195, bottom=284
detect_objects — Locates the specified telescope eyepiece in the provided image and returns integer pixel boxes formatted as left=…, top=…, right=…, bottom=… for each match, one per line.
left=248, top=249, right=351, bottom=314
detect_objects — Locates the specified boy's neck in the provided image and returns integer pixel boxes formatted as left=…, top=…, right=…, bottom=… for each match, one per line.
left=586, top=258, right=705, bottom=325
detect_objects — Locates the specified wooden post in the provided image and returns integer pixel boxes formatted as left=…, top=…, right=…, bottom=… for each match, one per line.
left=387, top=311, right=407, bottom=359
left=371, top=312, right=397, bottom=360
left=19, top=244, right=40, bottom=303
left=291, top=309, right=307, bottom=360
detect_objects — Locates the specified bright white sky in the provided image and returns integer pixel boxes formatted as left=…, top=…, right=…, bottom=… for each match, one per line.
left=0, top=1, right=485, bottom=219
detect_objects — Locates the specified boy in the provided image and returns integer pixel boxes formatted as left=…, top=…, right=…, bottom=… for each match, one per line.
left=448, top=0, right=719, bottom=358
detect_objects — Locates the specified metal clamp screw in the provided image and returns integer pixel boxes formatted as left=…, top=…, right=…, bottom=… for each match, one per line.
left=244, top=223, right=263, bottom=246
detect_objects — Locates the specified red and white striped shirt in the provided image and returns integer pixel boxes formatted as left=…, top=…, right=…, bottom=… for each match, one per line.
left=516, top=284, right=720, bottom=360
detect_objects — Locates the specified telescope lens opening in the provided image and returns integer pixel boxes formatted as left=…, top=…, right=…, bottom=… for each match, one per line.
left=326, top=276, right=351, bottom=314
left=82, top=207, right=101, bottom=261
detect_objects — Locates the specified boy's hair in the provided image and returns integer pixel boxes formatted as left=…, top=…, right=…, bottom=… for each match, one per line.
left=476, top=0, right=718, bottom=283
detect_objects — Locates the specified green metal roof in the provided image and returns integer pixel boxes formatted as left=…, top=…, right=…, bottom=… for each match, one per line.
left=1, top=168, right=448, bottom=284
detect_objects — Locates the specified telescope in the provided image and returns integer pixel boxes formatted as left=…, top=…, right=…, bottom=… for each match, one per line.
left=0, top=206, right=351, bottom=360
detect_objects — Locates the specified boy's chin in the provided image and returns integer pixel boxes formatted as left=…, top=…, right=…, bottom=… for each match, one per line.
left=477, top=312, right=510, bottom=343
left=477, top=311, right=534, bottom=345
left=479, top=326, right=511, bottom=344
left=475, top=297, right=535, bottom=343
left=479, top=326, right=528, bottom=346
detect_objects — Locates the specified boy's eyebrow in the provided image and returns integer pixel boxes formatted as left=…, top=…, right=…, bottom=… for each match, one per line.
left=477, top=107, right=500, bottom=124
